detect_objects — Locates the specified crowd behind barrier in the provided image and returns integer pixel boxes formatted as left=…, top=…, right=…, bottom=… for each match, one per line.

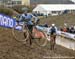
left=59, top=25, right=75, bottom=34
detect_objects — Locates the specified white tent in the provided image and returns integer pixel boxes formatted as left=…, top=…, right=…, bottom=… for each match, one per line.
left=33, top=4, right=75, bottom=16
left=71, top=0, right=75, bottom=3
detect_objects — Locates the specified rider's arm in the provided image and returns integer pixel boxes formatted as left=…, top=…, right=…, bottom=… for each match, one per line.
left=31, top=13, right=36, bottom=18
left=32, top=14, right=39, bottom=24
left=19, top=14, right=25, bottom=21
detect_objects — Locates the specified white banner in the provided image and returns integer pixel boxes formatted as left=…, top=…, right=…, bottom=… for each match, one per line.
left=57, top=31, right=75, bottom=40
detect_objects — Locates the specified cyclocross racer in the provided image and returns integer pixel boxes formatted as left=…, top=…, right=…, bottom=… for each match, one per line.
left=19, top=10, right=39, bottom=33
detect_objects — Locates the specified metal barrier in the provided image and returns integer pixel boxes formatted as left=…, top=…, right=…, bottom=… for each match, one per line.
left=56, top=35, right=75, bottom=50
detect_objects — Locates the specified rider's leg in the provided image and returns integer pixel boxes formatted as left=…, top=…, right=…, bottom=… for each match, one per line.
left=50, top=35, right=56, bottom=50
left=27, top=25, right=33, bottom=33
left=52, top=35, right=56, bottom=50
left=50, top=35, right=53, bottom=50
left=27, top=24, right=33, bottom=45
left=27, top=24, right=34, bottom=39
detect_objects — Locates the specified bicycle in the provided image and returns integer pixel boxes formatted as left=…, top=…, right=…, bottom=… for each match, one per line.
left=12, top=20, right=49, bottom=47
left=12, top=20, right=30, bottom=42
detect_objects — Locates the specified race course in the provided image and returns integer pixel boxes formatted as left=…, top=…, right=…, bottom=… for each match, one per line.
left=0, top=27, right=75, bottom=59
left=0, top=14, right=75, bottom=59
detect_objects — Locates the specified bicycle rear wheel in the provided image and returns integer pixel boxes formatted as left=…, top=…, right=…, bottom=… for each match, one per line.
left=12, top=24, right=29, bottom=43
left=34, top=32, right=48, bottom=47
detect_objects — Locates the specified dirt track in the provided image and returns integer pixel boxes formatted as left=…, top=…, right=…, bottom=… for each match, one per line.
left=0, top=28, right=75, bottom=59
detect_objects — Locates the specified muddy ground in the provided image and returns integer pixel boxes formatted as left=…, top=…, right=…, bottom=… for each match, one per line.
left=0, top=14, right=75, bottom=59
left=0, top=27, right=75, bottom=59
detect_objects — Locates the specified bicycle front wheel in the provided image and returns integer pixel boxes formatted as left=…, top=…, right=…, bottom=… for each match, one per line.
left=34, top=32, right=48, bottom=47
left=12, top=24, right=29, bottom=43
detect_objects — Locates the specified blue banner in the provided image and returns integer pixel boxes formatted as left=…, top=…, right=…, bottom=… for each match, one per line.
left=0, top=14, right=22, bottom=30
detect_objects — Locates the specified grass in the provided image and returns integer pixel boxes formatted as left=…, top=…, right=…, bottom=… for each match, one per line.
left=40, top=13, right=75, bottom=27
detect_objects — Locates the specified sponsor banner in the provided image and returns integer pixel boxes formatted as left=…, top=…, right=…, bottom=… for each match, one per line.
left=61, top=32, right=75, bottom=40
left=0, top=14, right=15, bottom=28
left=57, top=31, right=75, bottom=40
left=0, top=14, right=22, bottom=30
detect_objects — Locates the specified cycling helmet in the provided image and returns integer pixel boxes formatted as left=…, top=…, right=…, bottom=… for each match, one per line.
left=52, top=24, right=55, bottom=26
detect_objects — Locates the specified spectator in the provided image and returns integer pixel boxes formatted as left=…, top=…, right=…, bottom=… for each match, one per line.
left=74, top=26, right=75, bottom=33
left=64, top=23, right=67, bottom=27
left=74, top=25, right=75, bottom=30
left=69, top=25, right=75, bottom=33
left=63, top=27, right=67, bottom=32
left=59, top=26, right=63, bottom=31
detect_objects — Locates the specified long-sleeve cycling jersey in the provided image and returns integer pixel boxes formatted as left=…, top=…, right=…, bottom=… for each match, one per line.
left=47, top=26, right=58, bottom=35
left=19, top=13, right=38, bottom=25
